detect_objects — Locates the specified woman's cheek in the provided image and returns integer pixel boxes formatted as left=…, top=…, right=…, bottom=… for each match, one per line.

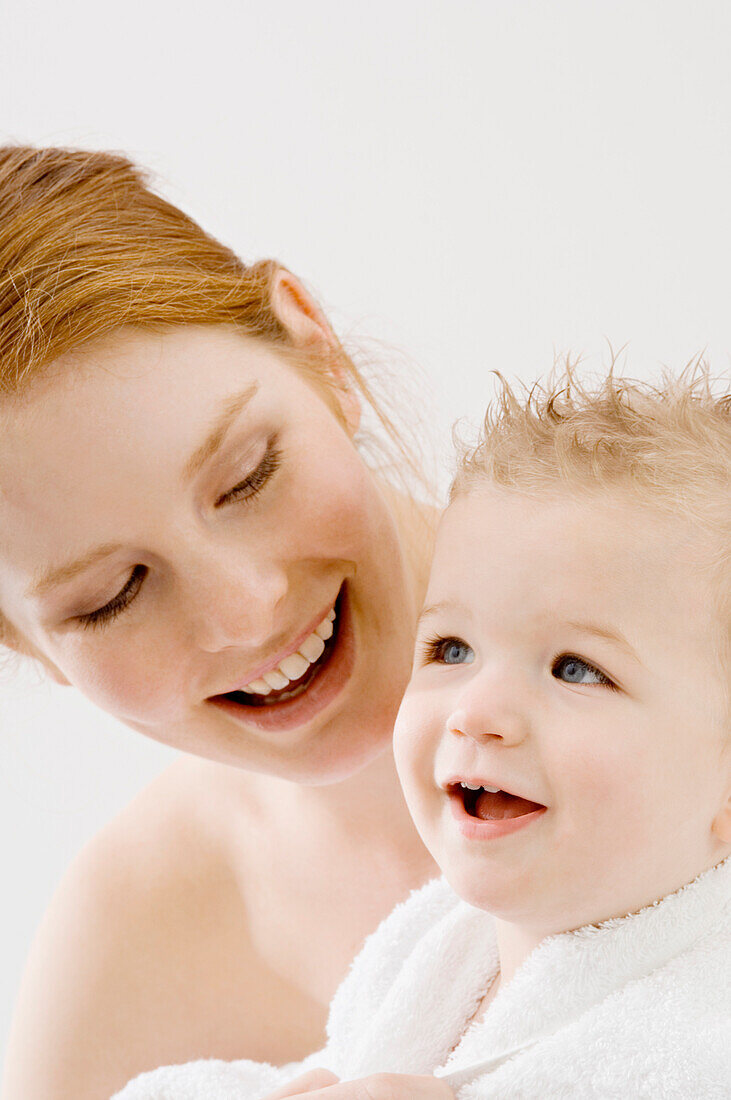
left=61, top=637, right=185, bottom=724
left=284, top=449, right=384, bottom=560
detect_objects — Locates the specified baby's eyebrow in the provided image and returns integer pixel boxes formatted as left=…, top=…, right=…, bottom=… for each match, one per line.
left=28, top=543, right=122, bottom=599
left=418, top=599, right=471, bottom=624
left=563, top=619, right=641, bottom=663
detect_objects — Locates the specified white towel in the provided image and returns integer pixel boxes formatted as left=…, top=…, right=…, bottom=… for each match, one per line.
left=114, top=854, right=731, bottom=1099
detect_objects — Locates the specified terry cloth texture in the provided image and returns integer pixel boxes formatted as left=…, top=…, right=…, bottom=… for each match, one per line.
left=113, top=854, right=731, bottom=1099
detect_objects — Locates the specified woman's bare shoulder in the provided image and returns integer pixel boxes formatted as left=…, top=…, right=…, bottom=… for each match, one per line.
left=1, top=757, right=314, bottom=1100
left=24, top=755, right=245, bottom=947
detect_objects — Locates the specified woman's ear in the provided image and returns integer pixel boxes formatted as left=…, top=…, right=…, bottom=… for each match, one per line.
left=270, top=269, right=362, bottom=438
left=333, top=385, right=362, bottom=439
left=269, top=269, right=337, bottom=352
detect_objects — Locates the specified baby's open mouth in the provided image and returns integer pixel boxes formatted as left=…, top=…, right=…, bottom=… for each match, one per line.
left=450, top=782, right=545, bottom=821
left=214, top=592, right=342, bottom=709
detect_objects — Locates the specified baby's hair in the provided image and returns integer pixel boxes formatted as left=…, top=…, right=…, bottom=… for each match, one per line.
left=450, top=359, right=731, bottom=676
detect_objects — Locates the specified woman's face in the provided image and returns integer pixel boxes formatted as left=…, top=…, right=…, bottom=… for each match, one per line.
left=0, top=326, right=419, bottom=782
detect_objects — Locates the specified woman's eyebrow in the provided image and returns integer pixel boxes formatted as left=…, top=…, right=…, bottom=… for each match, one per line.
left=182, top=381, right=260, bottom=482
left=28, top=383, right=261, bottom=599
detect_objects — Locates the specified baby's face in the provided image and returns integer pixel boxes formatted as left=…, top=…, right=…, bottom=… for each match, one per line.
left=393, top=486, right=730, bottom=935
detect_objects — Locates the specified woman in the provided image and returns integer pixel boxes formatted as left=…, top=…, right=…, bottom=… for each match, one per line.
left=0, top=146, right=439, bottom=1100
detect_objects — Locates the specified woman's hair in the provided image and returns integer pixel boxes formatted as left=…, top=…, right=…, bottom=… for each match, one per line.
left=0, top=146, right=290, bottom=390
left=0, top=145, right=429, bottom=651
left=451, top=360, right=731, bottom=675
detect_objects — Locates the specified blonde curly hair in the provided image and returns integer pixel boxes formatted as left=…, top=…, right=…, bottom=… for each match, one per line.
left=451, top=359, right=731, bottom=679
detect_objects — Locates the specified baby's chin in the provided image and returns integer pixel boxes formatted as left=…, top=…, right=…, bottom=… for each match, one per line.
left=441, top=863, right=543, bottom=921
left=435, top=845, right=581, bottom=932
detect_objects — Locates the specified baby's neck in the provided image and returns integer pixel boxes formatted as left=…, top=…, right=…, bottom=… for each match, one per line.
left=490, top=848, right=731, bottom=992
left=492, top=920, right=547, bottom=990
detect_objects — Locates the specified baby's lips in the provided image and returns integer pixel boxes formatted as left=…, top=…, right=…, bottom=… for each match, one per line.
left=440, top=773, right=545, bottom=805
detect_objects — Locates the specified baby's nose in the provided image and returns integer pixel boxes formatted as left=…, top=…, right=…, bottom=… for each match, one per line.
left=446, top=688, right=530, bottom=745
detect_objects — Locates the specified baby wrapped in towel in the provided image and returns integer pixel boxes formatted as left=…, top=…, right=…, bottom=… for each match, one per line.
left=116, top=366, right=731, bottom=1099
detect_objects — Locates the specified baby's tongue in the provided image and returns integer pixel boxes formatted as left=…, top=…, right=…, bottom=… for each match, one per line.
left=475, top=790, right=543, bottom=820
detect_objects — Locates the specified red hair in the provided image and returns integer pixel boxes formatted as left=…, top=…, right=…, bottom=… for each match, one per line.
left=0, top=145, right=425, bottom=651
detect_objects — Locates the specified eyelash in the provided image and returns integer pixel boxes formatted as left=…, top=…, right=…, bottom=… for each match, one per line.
left=420, top=633, right=617, bottom=690
left=78, top=442, right=282, bottom=630
left=550, top=652, right=618, bottom=690
left=216, top=443, right=282, bottom=507
left=420, top=634, right=467, bottom=663
left=80, top=565, right=148, bottom=630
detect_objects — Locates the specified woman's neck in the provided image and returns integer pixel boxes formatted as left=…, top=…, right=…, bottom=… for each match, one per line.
left=287, top=742, right=423, bottom=847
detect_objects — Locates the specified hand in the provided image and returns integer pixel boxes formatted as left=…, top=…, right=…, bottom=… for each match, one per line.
left=265, top=1069, right=340, bottom=1097
left=264, top=1069, right=455, bottom=1099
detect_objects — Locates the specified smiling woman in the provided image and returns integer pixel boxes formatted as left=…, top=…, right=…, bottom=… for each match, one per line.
left=0, top=147, right=438, bottom=1100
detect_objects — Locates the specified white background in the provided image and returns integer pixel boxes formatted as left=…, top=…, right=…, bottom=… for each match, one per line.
left=1, top=0, right=730, bottom=1058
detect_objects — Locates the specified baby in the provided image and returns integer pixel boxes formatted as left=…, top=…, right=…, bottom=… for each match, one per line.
left=116, top=364, right=731, bottom=1099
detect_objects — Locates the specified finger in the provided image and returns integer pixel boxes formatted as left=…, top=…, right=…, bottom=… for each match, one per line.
left=356, top=1074, right=456, bottom=1098
left=265, top=1068, right=340, bottom=1098
left=268, top=1073, right=455, bottom=1099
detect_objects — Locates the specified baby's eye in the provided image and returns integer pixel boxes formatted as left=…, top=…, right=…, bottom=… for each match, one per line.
left=421, top=635, right=475, bottom=666
left=552, top=654, right=615, bottom=688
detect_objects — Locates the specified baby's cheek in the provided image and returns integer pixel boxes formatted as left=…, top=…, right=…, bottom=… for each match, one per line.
left=558, top=737, right=657, bottom=857
left=393, top=690, right=440, bottom=800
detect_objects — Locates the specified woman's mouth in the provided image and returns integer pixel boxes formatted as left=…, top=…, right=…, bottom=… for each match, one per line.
left=222, top=604, right=338, bottom=707
left=208, top=584, right=355, bottom=733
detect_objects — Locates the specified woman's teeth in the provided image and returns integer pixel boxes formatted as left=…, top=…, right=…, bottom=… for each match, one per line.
left=242, top=608, right=336, bottom=695
left=460, top=781, right=500, bottom=793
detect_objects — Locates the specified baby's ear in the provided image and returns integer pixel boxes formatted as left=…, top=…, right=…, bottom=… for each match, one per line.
left=41, top=661, right=71, bottom=687
left=1, top=628, right=71, bottom=686
left=711, top=788, right=731, bottom=844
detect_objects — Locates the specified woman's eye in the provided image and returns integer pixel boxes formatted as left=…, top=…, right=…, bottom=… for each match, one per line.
left=552, top=654, right=616, bottom=689
left=74, top=442, right=282, bottom=632
left=78, top=565, right=148, bottom=630
left=218, top=441, right=282, bottom=507
left=421, top=635, right=475, bottom=666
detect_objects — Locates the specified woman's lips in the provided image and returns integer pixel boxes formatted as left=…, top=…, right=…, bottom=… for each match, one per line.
left=208, top=583, right=356, bottom=734
left=223, top=596, right=339, bottom=692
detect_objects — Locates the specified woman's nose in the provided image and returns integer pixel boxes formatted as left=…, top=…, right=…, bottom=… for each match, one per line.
left=445, top=666, right=531, bottom=746
left=183, top=552, right=289, bottom=653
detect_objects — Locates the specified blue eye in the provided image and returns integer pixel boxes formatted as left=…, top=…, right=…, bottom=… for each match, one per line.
left=422, top=635, right=475, bottom=665
left=552, top=654, right=615, bottom=688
